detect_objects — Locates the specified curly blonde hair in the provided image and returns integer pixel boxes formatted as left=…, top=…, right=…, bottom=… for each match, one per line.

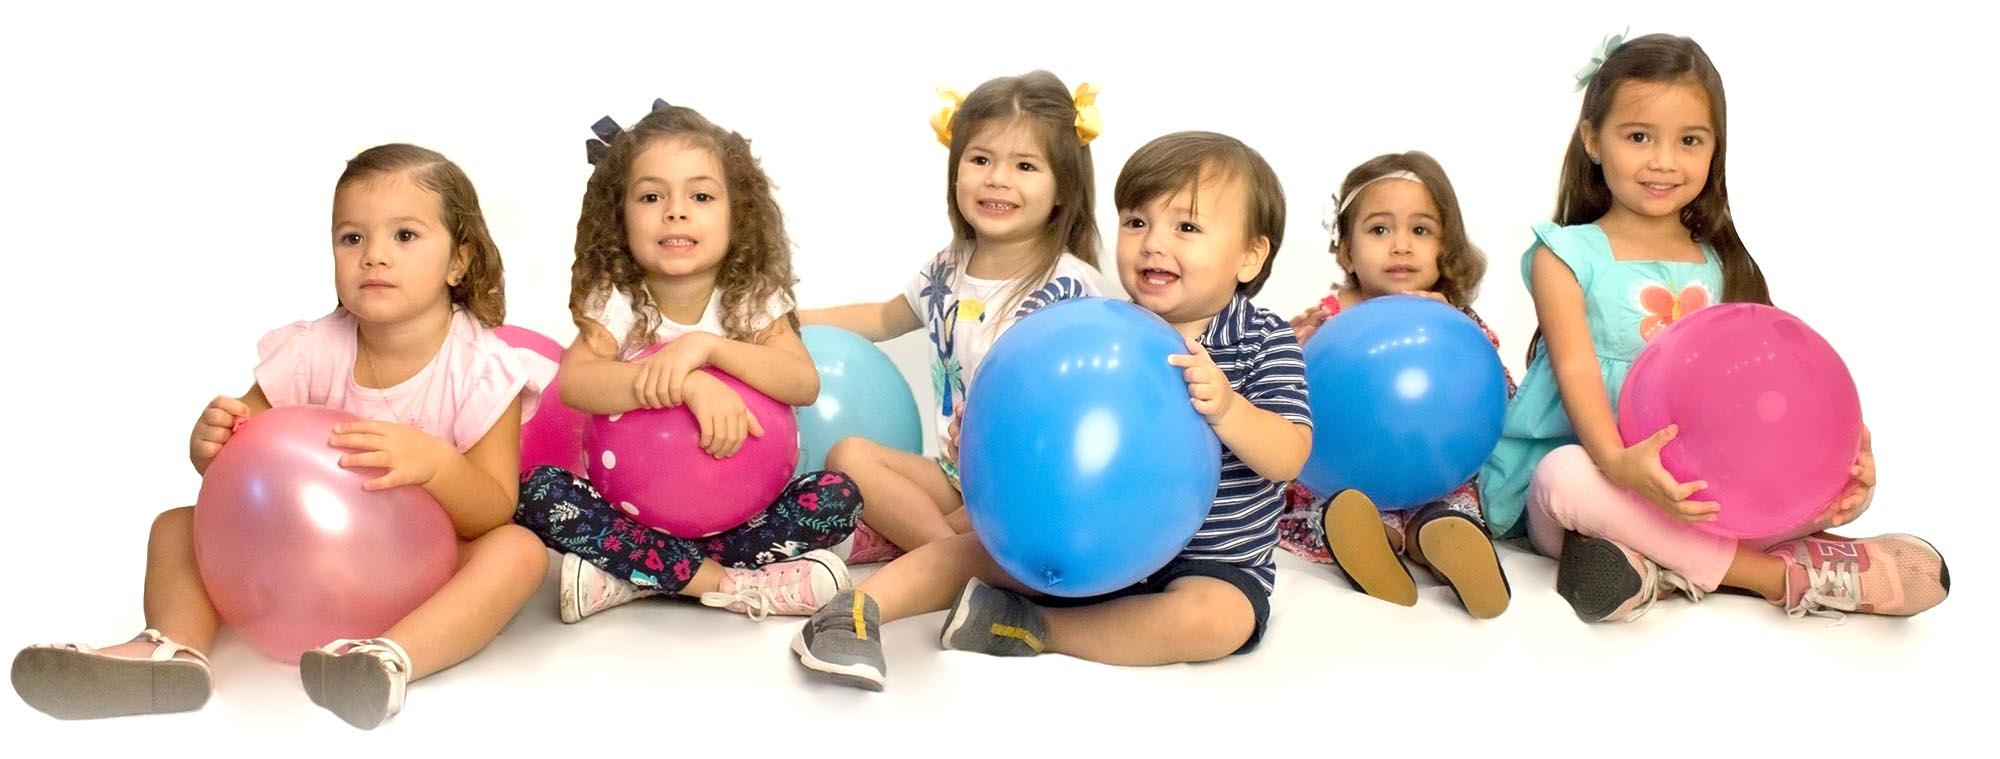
left=336, top=143, right=506, bottom=326
left=1329, top=151, right=1485, bottom=308
left=571, top=105, right=797, bottom=351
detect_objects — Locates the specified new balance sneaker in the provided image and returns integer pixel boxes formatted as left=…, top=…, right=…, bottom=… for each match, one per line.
left=1555, top=531, right=1703, bottom=623
left=1767, top=533, right=1949, bottom=619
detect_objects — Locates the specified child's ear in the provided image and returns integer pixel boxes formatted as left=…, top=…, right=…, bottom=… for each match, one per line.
left=1333, top=239, right=1352, bottom=272
left=448, top=243, right=472, bottom=287
left=1236, top=235, right=1272, bottom=285
left=1579, top=119, right=1601, bottom=164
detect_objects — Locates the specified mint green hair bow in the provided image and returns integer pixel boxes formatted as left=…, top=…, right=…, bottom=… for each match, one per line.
left=1574, top=27, right=1629, bottom=92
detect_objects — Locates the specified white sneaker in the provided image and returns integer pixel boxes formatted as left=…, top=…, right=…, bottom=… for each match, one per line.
left=560, top=552, right=662, bottom=624
left=701, top=550, right=851, bottom=620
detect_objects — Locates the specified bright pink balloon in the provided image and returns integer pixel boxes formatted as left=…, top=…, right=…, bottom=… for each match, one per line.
left=585, top=344, right=799, bottom=537
left=192, top=405, right=458, bottom=663
left=494, top=324, right=588, bottom=475
left=1617, top=303, right=1863, bottom=540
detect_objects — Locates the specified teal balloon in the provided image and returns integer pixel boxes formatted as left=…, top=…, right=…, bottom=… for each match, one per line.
left=797, top=325, right=924, bottom=475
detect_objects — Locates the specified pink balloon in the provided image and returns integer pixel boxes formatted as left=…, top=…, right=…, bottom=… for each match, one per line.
left=1617, top=303, right=1863, bottom=540
left=494, top=325, right=588, bottom=475
left=585, top=344, right=799, bottom=537
left=193, top=405, right=458, bottom=663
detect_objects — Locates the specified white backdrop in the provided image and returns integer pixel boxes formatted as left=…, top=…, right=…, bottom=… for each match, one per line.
left=2, top=1, right=1991, bottom=754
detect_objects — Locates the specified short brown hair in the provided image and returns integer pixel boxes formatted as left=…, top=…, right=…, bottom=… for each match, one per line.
left=1112, top=131, right=1285, bottom=296
left=336, top=144, right=506, bottom=327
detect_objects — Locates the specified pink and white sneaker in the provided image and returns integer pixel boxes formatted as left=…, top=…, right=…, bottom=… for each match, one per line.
left=1767, top=533, right=1949, bottom=619
left=845, top=522, right=906, bottom=565
left=701, top=550, right=851, bottom=620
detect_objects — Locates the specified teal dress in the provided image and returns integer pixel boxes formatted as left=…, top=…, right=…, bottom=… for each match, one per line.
left=1479, top=222, right=1723, bottom=538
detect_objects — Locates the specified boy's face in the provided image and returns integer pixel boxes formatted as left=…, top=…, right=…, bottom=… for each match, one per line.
left=1116, top=170, right=1270, bottom=331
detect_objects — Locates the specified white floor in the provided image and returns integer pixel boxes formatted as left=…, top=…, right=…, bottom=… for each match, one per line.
left=3, top=538, right=1982, bottom=756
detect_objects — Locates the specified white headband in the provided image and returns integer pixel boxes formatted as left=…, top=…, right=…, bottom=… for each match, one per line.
left=1334, top=170, right=1426, bottom=216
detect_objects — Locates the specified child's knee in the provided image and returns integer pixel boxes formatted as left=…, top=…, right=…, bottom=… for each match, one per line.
left=1164, top=579, right=1256, bottom=660
left=1529, top=445, right=1597, bottom=523
left=150, top=507, right=195, bottom=543
left=484, top=524, right=551, bottom=577
left=824, top=436, right=880, bottom=470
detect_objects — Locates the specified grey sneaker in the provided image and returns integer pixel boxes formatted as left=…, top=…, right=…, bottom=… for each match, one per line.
left=791, top=590, right=886, bottom=691
left=560, top=552, right=663, bottom=624
left=938, top=578, right=1048, bottom=656
left=1556, top=531, right=1703, bottom=623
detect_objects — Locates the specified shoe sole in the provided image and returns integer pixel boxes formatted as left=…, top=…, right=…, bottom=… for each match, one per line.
left=1556, top=532, right=1642, bottom=622
left=1419, top=516, right=1511, bottom=619
left=1323, top=491, right=1417, bottom=606
left=10, top=647, right=210, bottom=720
left=299, top=649, right=395, bottom=730
left=790, top=630, right=884, bottom=691
left=559, top=553, right=585, bottom=624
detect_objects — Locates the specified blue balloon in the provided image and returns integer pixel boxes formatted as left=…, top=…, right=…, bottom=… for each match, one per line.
left=797, top=326, right=924, bottom=475
left=960, top=297, right=1220, bottom=597
left=1298, top=295, right=1507, bottom=510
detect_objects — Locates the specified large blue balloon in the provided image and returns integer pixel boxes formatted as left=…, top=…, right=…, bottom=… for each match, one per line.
left=796, top=326, right=924, bottom=475
left=1298, top=295, right=1507, bottom=510
left=960, top=297, right=1220, bottom=597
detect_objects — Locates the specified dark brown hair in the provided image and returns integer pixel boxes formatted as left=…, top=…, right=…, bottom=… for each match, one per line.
left=335, top=143, right=506, bottom=326
left=572, top=105, right=797, bottom=350
left=1330, top=151, right=1486, bottom=307
left=1113, top=131, right=1286, bottom=297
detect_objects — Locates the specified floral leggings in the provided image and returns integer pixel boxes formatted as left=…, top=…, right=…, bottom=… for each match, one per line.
left=515, top=465, right=861, bottom=594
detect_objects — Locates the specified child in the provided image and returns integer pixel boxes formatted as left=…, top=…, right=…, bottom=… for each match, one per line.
left=1278, top=151, right=1515, bottom=619
left=800, top=70, right=1106, bottom=563
left=1479, top=32, right=1949, bottom=622
left=791, top=131, right=1311, bottom=690
left=11, top=144, right=555, bottom=729
left=514, top=102, right=861, bottom=625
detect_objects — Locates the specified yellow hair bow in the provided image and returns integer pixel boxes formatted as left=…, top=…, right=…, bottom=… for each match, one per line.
left=1071, top=82, right=1101, bottom=146
left=928, top=81, right=1105, bottom=148
left=930, top=85, right=965, bottom=147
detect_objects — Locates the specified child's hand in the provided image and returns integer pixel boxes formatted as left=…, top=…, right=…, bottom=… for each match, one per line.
left=1167, top=337, right=1237, bottom=424
left=1815, top=425, right=1876, bottom=529
left=1606, top=424, right=1720, bottom=523
left=635, top=332, right=716, bottom=409
left=1289, top=304, right=1331, bottom=345
left=684, top=371, right=765, bottom=458
left=190, top=395, right=252, bottom=472
left=331, top=420, right=454, bottom=491
left=945, top=406, right=965, bottom=463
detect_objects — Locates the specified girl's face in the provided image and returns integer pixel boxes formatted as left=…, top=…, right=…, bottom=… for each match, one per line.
left=1583, top=78, right=1716, bottom=223
left=624, top=138, right=731, bottom=284
left=1339, top=178, right=1443, bottom=299
left=954, top=118, right=1058, bottom=252
left=332, top=171, right=463, bottom=326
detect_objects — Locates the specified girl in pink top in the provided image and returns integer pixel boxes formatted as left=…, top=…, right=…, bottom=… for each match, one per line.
left=11, top=144, right=553, bottom=730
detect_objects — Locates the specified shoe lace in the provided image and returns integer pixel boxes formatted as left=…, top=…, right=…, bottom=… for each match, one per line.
left=702, top=587, right=777, bottom=620
left=1787, top=560, right=1859, bottom=623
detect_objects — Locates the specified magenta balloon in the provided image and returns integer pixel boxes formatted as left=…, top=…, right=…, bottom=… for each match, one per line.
left=1617, top=304, right=1862, bottom=539
left=192, top=405, right=458, bottom=663
left=585, top=344, right=799, bottom=537
left=494, top=324, right=589, bottom=474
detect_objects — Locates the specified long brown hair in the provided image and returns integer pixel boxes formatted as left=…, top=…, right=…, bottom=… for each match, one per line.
left=1112, top=131, right=1286, bottom=297
left=1330, top=151, right=1485, bottom=308
left=572, top=105, right=797, bottom=351
left=1530, top=33, right=1772, bottom=364
left=335, top=143, right=506, bottom=327
left=944, top=70, right=1101, bottom=311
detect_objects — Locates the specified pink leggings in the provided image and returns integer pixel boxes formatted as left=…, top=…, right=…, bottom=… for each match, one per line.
left=1525, top=445, right=1821, bottom=591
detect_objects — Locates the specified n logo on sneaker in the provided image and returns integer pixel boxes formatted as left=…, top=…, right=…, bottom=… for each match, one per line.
left=1811, top=540, right=1867, bottom=569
